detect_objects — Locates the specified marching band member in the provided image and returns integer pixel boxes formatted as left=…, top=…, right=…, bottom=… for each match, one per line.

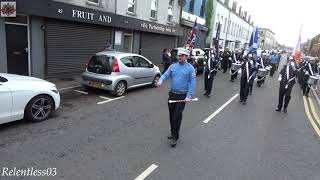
left=302, top=57, right=319, bottom=97
left=276, top=56, right=297, bottom=113
left=157, top=48, right=196, bottom=148
left=248, top=53, right=258, bottom=95
left=256, top=53, right=266, bottom=87
left=230, top=50, right=242, bottom=82
left=221, top=48, right=232, bottom=73
left=204, top=48, right=218, bottom=98
left=239, top=55, right=255, bottom=105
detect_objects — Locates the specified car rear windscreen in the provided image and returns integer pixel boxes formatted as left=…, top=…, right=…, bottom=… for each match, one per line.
left=87, top=55, right=114, bottom=74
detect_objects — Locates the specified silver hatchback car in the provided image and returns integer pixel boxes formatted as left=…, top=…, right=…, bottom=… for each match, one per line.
left=82, top=51, right=161, bottom=96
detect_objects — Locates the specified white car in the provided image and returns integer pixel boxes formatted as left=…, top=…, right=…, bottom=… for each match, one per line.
left=0, top=73, right=60, bottom=124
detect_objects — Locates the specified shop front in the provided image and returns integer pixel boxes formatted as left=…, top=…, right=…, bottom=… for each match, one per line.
left=0, top=0, right=182, bottom=79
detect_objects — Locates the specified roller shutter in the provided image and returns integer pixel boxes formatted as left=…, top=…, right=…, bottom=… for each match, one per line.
left=140, top=32, right=176, bottom=65
left=45, top=19, right=112, bottom=79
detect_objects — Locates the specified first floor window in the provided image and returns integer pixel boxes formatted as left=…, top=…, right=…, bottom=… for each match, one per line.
left=87, top=0, right=99, bottom=4
left=150, top=0, right=158, bottom=19
left=128, top=0, right=136, bottom=14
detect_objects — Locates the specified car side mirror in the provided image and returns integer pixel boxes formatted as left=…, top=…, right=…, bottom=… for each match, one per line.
left=149, top=63, right=154, bottom=68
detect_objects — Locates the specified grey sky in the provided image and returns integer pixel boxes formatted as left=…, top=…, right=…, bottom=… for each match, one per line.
left=235, top=0, right=320, bottom=47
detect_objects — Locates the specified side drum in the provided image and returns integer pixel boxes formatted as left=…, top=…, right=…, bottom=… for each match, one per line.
left=258, top=68, right=269, bottom=77
left=231, top=63, right=241, bottom=71
left=308, top=76, right=319, bottom=85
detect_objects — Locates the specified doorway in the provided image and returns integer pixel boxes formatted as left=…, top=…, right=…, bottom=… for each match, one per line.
left=5, top=15, right=29, bottom=75
left=123, top=33, right=133, bottom=53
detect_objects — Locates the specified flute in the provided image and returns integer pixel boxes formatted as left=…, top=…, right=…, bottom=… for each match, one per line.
left=168, top=98, right=199, bottom=103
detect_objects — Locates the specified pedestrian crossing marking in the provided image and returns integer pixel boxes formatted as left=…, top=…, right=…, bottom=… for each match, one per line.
left=303, top=96, right=320, bottom=137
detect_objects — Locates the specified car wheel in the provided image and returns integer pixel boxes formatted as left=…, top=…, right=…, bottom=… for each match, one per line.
left=113, top=81, right=127, bottom=97
left=152, top=75, right=160, bottom=87
left=25, top=95, right=54, bottom=122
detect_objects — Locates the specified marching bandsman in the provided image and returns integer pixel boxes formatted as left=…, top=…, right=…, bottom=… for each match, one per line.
left=230, top=50, right=241, bottom=82
left=204, top=48, right=218, bottom=98
left=276, top=56, right=297, bottom=113
left=239, top=54, right=255, bottom=105
left=248, top=53, right=258, bottom=95
left=302, top=57, right=319, bottom=97
left=256, top=53, right=269, bottom=87
left=157, top=48, right=197, bottom=148
left=221, top=48, right=232, bottom=73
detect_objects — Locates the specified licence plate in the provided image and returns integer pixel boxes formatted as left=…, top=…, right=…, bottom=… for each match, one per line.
left=89, top=81, right=103, bottom=88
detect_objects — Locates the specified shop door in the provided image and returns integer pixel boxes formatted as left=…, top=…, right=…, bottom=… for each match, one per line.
left=5, top=24, right=29, bottom=75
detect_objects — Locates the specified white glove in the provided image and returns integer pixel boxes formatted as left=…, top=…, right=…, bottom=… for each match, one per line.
left=278, top=75, right=282, bottom=81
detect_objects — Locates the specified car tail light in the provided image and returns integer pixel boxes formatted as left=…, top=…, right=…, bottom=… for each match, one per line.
left=112, top=58, right=120, bottom=72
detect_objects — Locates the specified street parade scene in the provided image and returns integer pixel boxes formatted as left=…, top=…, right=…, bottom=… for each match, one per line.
left=1, top=0, right=320, bottom=179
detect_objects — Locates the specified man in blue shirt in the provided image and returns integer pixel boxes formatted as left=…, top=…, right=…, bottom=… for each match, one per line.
left=157, top=48, right=197, bottom=147
left=270, top=53, right=280, bottom=77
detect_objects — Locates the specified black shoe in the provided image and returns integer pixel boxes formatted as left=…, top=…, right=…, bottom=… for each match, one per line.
left=203, top=92, right=208, bottom=96
left=242, top=101, right=247, bottom=105
left=275, top=108, right=281, bottom=112
left=170, top=139, right=177, bottom=148
left=167, top=136, right=173, bottom=140
left=206, top=94, right=210, bottom=98
left=239, top=99, right=243, bottom=103
left=283, top=108, right=287, bottom=113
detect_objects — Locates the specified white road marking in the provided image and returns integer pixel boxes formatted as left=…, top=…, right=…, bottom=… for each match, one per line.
left=97, top=96, right=125, bottom=105
left=99, top=96, right=110, bottom=100
left=58, top=85, right=82, bottom=91
left=203, top=93, right=239, bottom=124
left=73, top=90, right=88, bottom=95
left=134, top=164, right=158, bottom=180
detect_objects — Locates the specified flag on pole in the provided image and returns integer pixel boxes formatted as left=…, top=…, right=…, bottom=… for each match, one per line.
left=248, top=27, right=259, bottom=54
left=185, top=19, right=198, bottom=51
left=214, top=22, right=221, bottom=56
left=293, top=26, right=302, bottom=64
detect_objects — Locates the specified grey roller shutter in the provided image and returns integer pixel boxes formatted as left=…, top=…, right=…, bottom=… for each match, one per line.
left=140, top=32, right=176, bottom=65
left=45, top=19, right=112, bottom=79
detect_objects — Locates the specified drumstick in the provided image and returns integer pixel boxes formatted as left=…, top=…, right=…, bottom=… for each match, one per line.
left=168, top=98, right=199, bottom=103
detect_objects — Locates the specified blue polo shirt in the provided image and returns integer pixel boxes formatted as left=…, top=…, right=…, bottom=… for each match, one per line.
left=159, top=62, right=197, bottom=98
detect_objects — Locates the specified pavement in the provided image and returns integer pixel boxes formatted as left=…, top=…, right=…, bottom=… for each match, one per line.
left=1, top=55, right=320, bottom=180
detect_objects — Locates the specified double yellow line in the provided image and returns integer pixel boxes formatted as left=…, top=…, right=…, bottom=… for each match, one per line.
left=303, top=96, right=320, bottom=137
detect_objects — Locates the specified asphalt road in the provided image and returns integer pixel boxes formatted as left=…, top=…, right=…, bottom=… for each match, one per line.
left=1, top=55, right=320, bottom=180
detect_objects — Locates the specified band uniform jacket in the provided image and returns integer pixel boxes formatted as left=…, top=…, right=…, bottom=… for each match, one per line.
left=240, top=61, right=254, bottom=81
left=279, top=65, right=296, bottom=89
left=204, top=54, right=219, bottom=72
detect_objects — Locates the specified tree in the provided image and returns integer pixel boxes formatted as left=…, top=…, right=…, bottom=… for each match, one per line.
left=178, top=0, right=187, bottom=7
left=205, top=0, right=214, bottom=45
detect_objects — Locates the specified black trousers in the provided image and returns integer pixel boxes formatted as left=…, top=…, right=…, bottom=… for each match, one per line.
left=298, top=71, right=304, bottom=88
left=222, top=61, right=228, bottom=73
left=163, top=62, right=170, bottom=73
left=270, top=63, right=277, bottom=77
left=302, top=75, right=311, bottom=96
left=257, top=76, right=265, bottom=86
left=204, top=71, right=214, bottom=95
left=240, top=79, right=249, bottom=102
left=168, top=92, right=187, bottom=140
left=278, top=85, right=293, bottom=109
left=230, top=70, right=238, bottom=80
